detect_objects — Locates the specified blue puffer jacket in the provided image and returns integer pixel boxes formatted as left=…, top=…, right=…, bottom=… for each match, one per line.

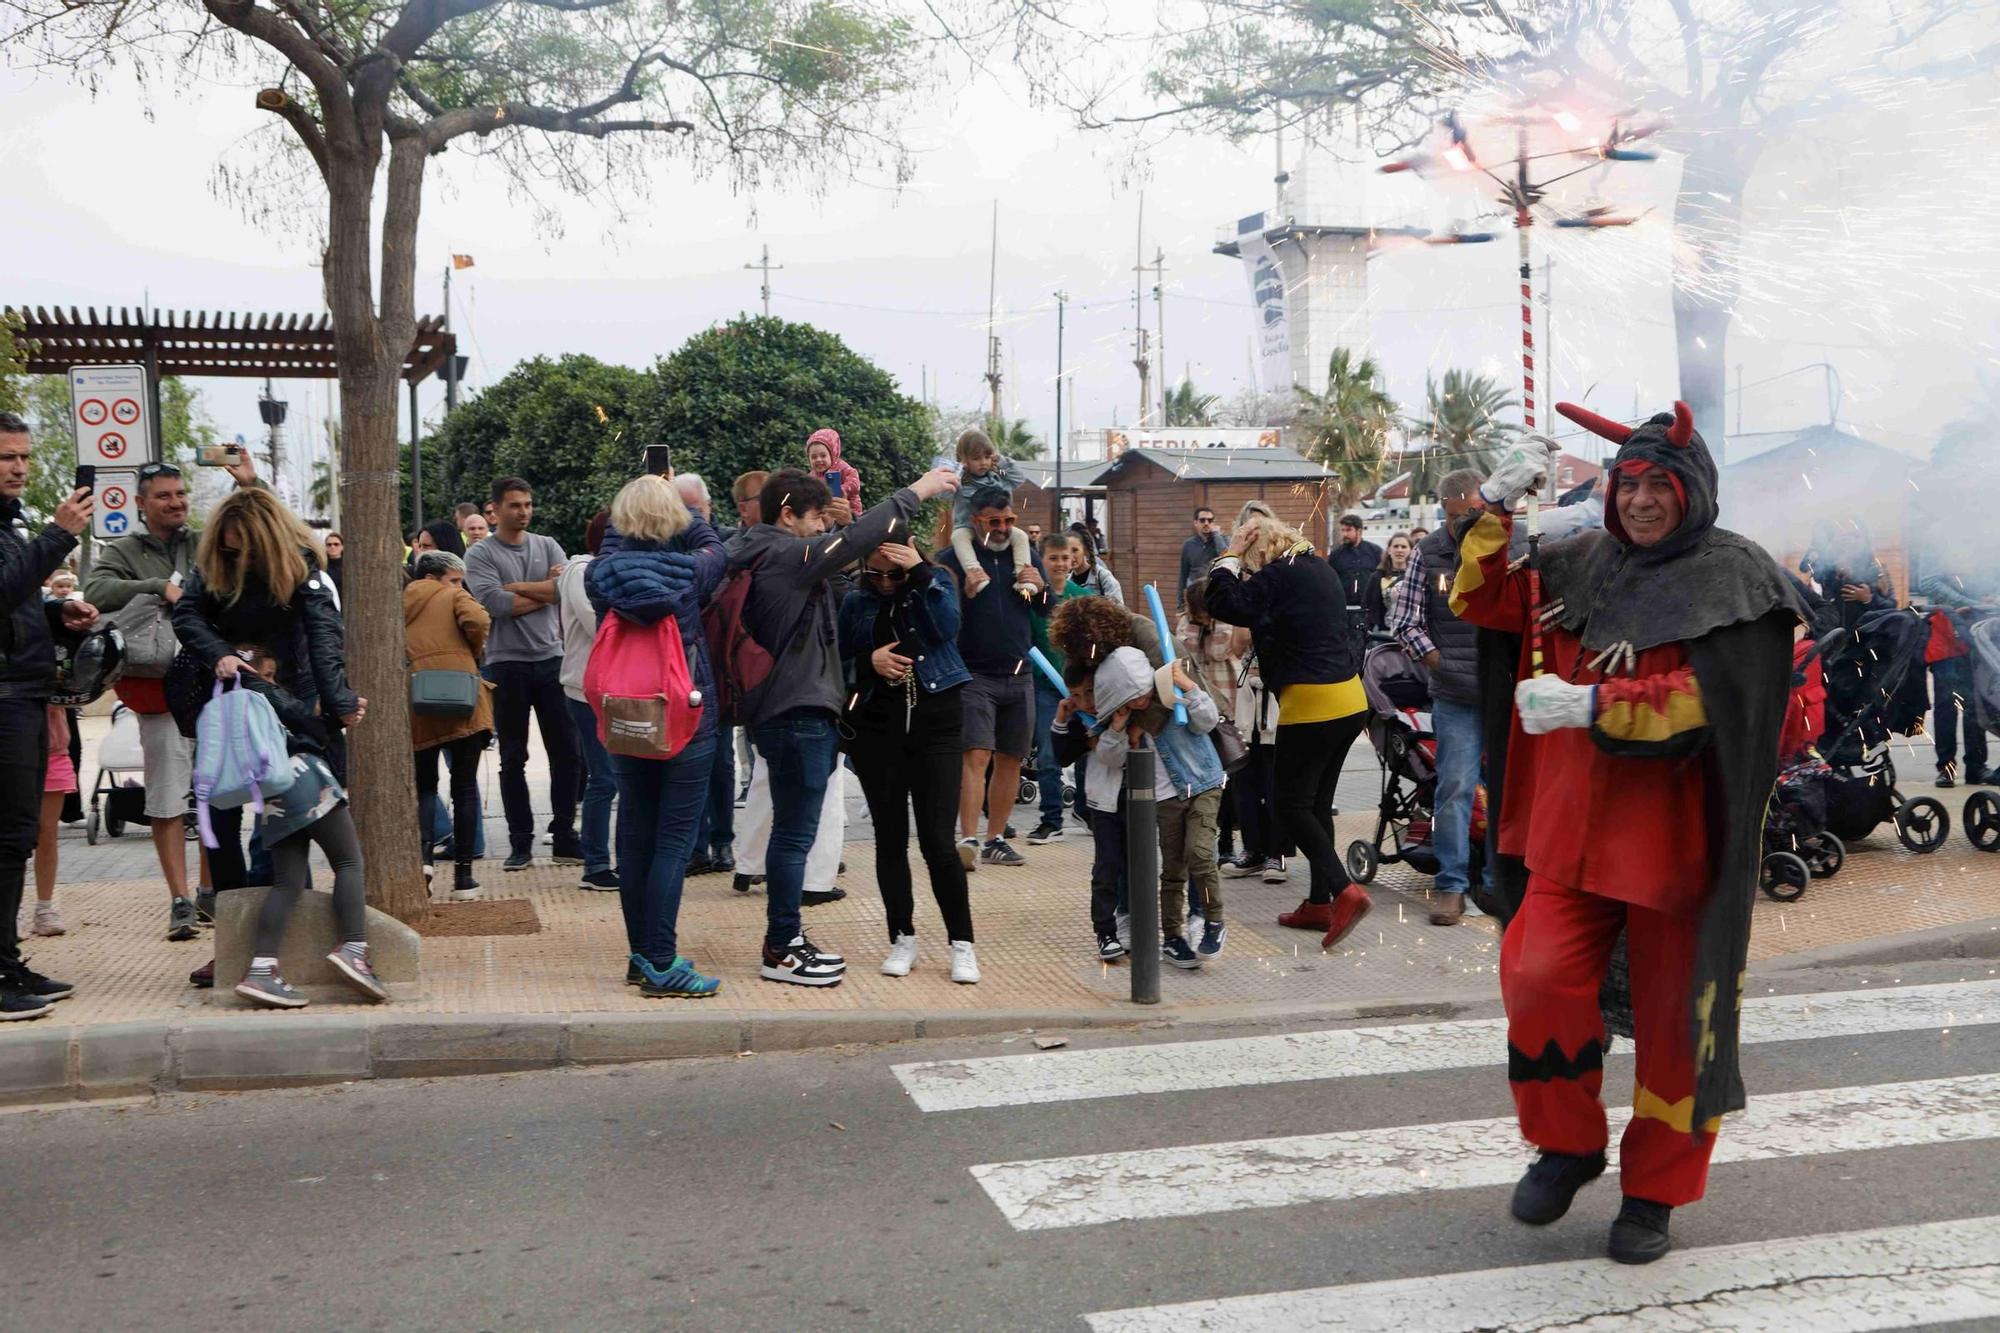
left=584, top=518, right=726, bottom=739
left=838, top=564, right=971, bottom=702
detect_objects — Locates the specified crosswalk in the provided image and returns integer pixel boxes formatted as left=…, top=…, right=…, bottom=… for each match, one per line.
left=894, top=977, right=2000, bottom=1330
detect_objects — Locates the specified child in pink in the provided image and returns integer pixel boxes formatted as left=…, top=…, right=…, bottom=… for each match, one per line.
left=805, top=428, right=863, bottom=511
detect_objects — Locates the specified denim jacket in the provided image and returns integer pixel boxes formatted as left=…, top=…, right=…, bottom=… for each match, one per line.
left=837, top=564, right=972, bottom=703
left=1091, top=681, right=1226, bottom=804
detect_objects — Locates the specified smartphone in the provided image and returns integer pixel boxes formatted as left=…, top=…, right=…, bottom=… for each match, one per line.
left=825, top=470, right=845, bottom=496
left=73, top=464, right=95, bottom=492
left=643, top=444, right=673, bottom=476
left=198, top=443, right=241, bottom=467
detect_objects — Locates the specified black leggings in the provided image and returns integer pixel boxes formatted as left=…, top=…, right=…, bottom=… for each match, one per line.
left=1275, top=713, right=1368, bottom=904
left=253, top=806, right=367, bottom=956
left=847, top=726, right=975, bottom=944
left=416, top=733, right=488, bottom=863
left=1232, top=741, right=1290, bottom=861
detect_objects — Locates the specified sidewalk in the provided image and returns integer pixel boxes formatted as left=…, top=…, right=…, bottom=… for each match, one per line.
left=7, top=717, right=1996, bottom=1103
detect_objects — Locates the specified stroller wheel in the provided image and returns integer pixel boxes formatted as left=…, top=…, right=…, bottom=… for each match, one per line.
left=1061, top=783, right=1076, bottom=806
left=1802, top=832, right=1845, bottom=879
left=1966, top=791, right=2000, bottom=853
left=86, top=804, right=101, bottom=846
left=105, top=810, right=126, bottom=838
left=1759, top=851, right=1809, bottom=902
left=1017, top=778, right=1038, bottom=807
left=1893, top=796, right=1949, bottom=854
left=1344, top=839, right=1379, bottom=885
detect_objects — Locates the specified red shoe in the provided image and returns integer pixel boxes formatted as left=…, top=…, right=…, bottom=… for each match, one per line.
left=1277, top=899, right=1335, bottom=932
left=1321, top=885, right=1373, bottom=949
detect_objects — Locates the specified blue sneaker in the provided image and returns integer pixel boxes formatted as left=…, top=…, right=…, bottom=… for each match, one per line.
left=1198, top=920, right=1227, bottom=958
left=637, top=955, right=722, bottom=999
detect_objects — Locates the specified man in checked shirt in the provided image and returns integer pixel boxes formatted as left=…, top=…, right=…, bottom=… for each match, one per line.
left=1386, top=469, right=1491, bottom=926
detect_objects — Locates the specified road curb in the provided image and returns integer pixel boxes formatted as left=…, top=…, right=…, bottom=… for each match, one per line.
left=0, top=987, right=1503, bottom=1108
left=1755, top=915, right=2000, bottom=972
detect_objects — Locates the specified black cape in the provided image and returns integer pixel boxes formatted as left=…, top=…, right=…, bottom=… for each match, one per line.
left=1480, top=407, right=1805, bottom=1129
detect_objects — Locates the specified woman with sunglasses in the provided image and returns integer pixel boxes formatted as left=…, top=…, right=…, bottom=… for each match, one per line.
left=836, top=541, right=979, bottom=983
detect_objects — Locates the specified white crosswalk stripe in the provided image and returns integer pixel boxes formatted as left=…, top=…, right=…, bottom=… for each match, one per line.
left=1082, top=1215, right=2000, bottom=1332
left=894, top=978, right=2000, bottom=1112
left=971, top=1071, right=2000, bottom=1230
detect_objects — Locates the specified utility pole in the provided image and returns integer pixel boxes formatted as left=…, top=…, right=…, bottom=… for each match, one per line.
left=744, top=244, right=782, bottom=318
left=1138, top=246, right=1168, bottom=423
left=441, top=264, right=459, bottom=412
left=984, top=202, right=1002, bottom=428
left=1054, top=290, right=1068, bottom=517
left=1133, top=194, right=1151, bottom=426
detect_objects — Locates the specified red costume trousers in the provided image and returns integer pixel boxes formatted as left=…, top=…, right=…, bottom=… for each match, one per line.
left=1501, top=874, right=1718, bottom=1207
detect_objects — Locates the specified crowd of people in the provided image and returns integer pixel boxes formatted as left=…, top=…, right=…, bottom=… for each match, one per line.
left=3, top=405, right=1992, bottom=1032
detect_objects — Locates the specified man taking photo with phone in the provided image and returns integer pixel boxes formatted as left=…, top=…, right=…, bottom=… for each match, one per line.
left=0, top=412, right=99, bottom=1019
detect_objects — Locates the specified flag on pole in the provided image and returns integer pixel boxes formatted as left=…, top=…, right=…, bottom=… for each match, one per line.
left=451, top=254, right=476, bottom=270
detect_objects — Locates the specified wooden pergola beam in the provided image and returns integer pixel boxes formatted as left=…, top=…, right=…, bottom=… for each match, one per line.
left=4, top=305, right=455, bottom=386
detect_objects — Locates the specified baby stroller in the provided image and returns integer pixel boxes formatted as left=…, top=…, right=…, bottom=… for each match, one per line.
left=1816, top=614, right=1951, bottom=854
left=1962, top=614, right=2000, bottom=852
left=1758, top=631, right=1847, bottom=900
left=86, top=704, right=149, bottom=844
left=1343, top=638, right=1485, bottom=886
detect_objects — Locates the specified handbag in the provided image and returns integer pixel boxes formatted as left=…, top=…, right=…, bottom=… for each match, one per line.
left=410, top=668, right=480, bottom=717
left=106, top=591, right=177, bottom=678
left=1209, top=715, right=1250, bottom=774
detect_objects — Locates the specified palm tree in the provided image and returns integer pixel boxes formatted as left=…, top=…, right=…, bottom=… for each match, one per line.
left=1403, top=369, right=1519, bottom=505
left=1292, top=348, right=1397, bottom=507
left=1161, top=378, right=1219, bottom=428
left=308, top=417, right=342, bottom=520
left=986, top=416, right=1043, bottom=461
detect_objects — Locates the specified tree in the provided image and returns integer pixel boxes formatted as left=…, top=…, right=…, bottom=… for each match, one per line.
left=1045, top=1, right=1996, bottom=462
left=987, top=416, right=1042, bottom=461
left=1291, top=348, right=1396, bottom=507
left=1161, top=378, right=1219, bottom=428
left=1403, top=369, right=1517, bottom=504
left=643, top=317, right=932, bottom=526
left=0, top=313, right=29, bottom=416
left=424, top=353, right=647, bottom=551
left=4, top=0, right=993, bottom=921
left=310, top=456, right=337, bottom=520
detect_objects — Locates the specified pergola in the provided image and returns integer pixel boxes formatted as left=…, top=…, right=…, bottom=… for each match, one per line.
left=6, top=303, right=456, bottom=523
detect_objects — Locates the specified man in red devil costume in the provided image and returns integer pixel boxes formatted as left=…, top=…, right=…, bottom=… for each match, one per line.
left=1451, top=402, right=1804, bottom=1263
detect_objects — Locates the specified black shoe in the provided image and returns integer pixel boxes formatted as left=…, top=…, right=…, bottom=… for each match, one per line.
left=1095, top=931, right=1127, bottom=961
left=1607, top=1196, right=1673, bottom=1264
left=189, top=960, right=215, bottom=989
left=578, top=868, right=620, bottom=892
left=802, top=886, right=847, bottom=906
left=1161, top=935, right=1200, bottom=969
left=711, top=849, right=736, bottom=872
left=686, top=856, right=719, bottom=877
left=6, top=962, right=72, bottom=1002
left=549, top=836, right=584, bottom=867
left=838, top=860, right=848, bottom=875
left=0, top=989, right=49, bottom=1021
left=1026, top=820, right=1064, bottom=845
left=503, top=850, right=534, bottom=872
left=1937, top=765, right=1957, bottom=789
left=452, top=862, right=482, bottom=901
left=1970, top=767, right=1999, bottom=787
left=733, top=873, right=764, bottom=893
left=1509, top=1149, right=1607, bottom=1225
left=1002, top=824, right=1017, bottom=841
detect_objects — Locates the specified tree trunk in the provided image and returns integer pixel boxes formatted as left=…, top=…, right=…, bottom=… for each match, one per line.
left=324, top=148, right=430, bottom=924
left=1670, top=136, right=1752, bottom=467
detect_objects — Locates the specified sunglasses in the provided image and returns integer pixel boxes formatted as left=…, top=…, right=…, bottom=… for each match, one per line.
left=866, top=566, right=911, bottom=582
left=138, top=462, right=183, bottom=481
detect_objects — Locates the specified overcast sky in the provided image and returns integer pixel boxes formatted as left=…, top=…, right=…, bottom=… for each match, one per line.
left=4, top=5, right=1995, bottom=503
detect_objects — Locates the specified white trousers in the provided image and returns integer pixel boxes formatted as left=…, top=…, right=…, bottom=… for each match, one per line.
left=734, top=748, right=846, bottom=892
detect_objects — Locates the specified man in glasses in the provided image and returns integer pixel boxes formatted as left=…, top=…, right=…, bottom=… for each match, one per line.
left=1178, top=506, right=1225, bottom=609
left=85, top=450, right=260, bottom=942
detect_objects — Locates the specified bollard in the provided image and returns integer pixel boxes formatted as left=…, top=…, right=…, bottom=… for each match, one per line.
left=1125, top=745, right=1161, bottom=1005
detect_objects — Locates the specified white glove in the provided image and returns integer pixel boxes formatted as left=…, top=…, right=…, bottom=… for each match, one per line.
left=1514, top=675, right=1595, bottom=734
left=1480, top=435, right=1564, bottom=507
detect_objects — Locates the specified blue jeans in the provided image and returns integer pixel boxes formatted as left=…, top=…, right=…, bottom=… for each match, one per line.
left=610, top=735, right=716, bottom=965
left=422, top=747, right=487, bottom=860
left=1033, top=681, right=1065, bottom=825
left=750, top=711, right=840, bottom=948
left=1430, top=695, right=1490, bottom=896
left=694, top=724, right=736, bottom=857
left=565, top=696, right=616, bottom=874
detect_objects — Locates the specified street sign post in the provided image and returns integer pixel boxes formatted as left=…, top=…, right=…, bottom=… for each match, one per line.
left=92, top=470, right=140, bottom=539
left=69, top=365, right=157, bottom=469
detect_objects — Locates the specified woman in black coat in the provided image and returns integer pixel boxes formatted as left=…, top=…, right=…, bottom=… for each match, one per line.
left=1204, top=515, right=1373, bottom=949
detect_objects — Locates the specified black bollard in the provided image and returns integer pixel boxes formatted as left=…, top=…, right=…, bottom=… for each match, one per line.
left=1125, top=745, right=1161, bottom=1005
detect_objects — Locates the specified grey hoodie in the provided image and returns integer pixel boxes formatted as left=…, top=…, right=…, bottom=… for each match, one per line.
left=725, top=486, right=926, bottom=728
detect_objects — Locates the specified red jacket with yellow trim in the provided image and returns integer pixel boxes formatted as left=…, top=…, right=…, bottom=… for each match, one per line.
left=1452, top=507, right=1711, bottom=913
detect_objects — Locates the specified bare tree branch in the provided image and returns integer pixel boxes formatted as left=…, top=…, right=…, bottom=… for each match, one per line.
left=424, top=100, right=694, bottom=147
left=202, top=0, right=357, bottom=142
left=253, top=84, right=331, bottom=176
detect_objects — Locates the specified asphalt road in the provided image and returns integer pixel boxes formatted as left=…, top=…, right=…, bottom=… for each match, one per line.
left=3, top=957, right=1997, bottom=1332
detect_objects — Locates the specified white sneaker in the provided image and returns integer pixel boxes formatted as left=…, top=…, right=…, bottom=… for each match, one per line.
left=949, top=940, right=981, bottom=984
left=882, top=934, right=919, bottom=977
left=31, top=902, right=67, bottom=936
left=958, top=838, right=980, bottom=872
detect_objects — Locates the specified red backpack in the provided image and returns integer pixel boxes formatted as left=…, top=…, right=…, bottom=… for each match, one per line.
left=701, top=560, right=814, bottom=727
left=585, top=611, right=703, bottom=760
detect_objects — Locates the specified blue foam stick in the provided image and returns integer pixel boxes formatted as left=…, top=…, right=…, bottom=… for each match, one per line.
left=1143, top=583, right=1190, bottom=725
left=1029, top=647, right=1095, bottom=728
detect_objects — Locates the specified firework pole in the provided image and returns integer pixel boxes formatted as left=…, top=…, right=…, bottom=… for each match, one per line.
left=1515, top=121, right=1548, bottom=679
